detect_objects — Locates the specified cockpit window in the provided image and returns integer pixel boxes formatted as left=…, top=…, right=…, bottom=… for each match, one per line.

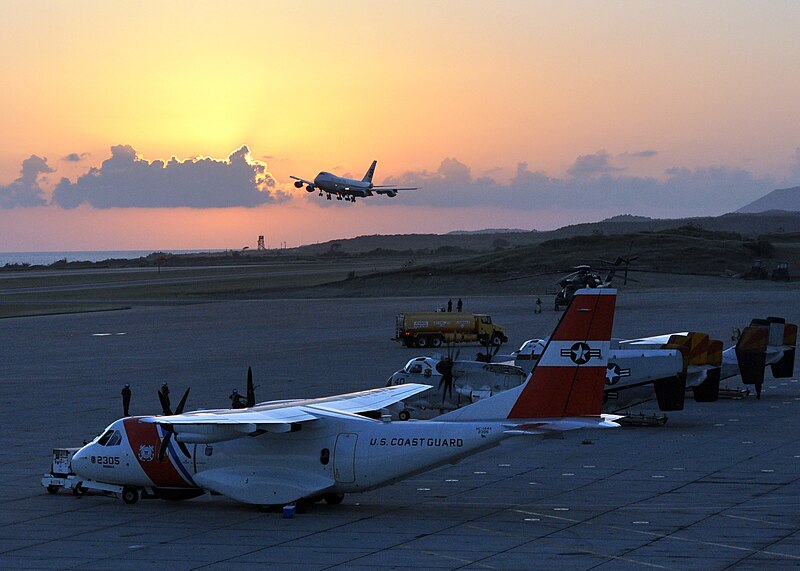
left=97, top=430, right=114, bottom=446
left=97, top=430, right=121, bottom=446
left=408, top=364, right=423, bottom=374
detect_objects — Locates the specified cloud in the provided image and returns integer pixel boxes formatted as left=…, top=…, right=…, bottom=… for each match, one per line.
left=567, top=150, right=624, bottom=178
left=52, top=145, right=288, bottom=209
left=0, top=155, right=52, bottom=208
left=383, top=155, right=777, bottom=217
left=62, top=152, right=90, bottom=162
left=620, top=149, right=658, bottom=158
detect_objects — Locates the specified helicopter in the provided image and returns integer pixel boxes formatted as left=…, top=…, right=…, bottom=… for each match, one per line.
left=553, top=256, right=641, bottom=310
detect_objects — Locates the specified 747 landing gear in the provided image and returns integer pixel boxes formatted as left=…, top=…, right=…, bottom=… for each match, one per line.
left=326, top=193, right=332, bottom=200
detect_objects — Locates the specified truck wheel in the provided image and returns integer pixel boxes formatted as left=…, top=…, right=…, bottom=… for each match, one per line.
left=430, top=336, right=443, bottom=348
left=122, top=486, right=139, bottom=505
left=47, top=485, right=59, bottom=495
left=399, top=409, right=411, bottom=421
left=414, top=336, right=428, bottom=348
left=491, top=334, right=503, bottom=346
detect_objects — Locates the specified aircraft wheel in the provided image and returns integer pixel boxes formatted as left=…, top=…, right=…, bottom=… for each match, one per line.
left=398, top=409, right=411, bottom=421
left=72, top=482, right=86, bottom=497
left=122, top=486, right=139, bottom=505
left=47, top=485, right=59, bottom=494
left=323, top=493, right=344, bottom=505
left=430, top=335, right=443, bottom=348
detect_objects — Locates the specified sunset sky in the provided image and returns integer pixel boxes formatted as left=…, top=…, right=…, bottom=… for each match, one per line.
left=2, top=1, right=800, bottom=251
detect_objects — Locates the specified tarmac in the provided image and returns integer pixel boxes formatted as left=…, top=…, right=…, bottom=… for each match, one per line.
left=1, top=281, right=799, bottom=570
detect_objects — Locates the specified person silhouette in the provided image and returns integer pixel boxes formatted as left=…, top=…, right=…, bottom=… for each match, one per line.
left=121, top=384, right=131, bottom=416
left=229, top=389, right=245, bottom=409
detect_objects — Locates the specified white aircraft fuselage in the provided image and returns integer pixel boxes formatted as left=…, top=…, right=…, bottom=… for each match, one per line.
left=72, top=412, right=516, bottom=505
left=311, top=172, right=377, bottom=198
left=68, top=288, right=620, bottom=508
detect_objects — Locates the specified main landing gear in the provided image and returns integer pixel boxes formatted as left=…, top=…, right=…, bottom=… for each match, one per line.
left=257, top=493, right=345, bottom=513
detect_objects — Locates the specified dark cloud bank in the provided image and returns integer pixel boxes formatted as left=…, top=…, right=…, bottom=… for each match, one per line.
left=1, top=146, right=796, bottom=216
left=383, top=150, right=786, bottom=217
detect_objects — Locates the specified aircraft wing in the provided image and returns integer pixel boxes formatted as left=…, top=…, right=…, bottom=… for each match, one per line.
left=372, top=186, right=418, bottom=194
left=289, top=175, right=314, bottom=186
left=141, top=383, right=432, bottom=441
left=621, top=333, right=689, bottom=345
left=503, top=415, right=621, bottom=435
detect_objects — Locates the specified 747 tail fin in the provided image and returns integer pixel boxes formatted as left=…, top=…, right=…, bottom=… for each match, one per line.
left=362, top=160, right=377, bottom=183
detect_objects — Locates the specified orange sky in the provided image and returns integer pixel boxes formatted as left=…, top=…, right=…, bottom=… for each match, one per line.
left=2, top=1, right=800, bottom=251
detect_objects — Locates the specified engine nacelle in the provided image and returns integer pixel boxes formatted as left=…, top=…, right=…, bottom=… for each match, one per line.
left=293, top=180, right=303, bottom=188
left=386, top=190, right=397, bottom=198
left=306, top=185, right=315, bottom=192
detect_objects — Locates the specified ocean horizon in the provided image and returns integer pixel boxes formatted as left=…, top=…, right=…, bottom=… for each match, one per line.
left=0, top=249, right=225, bottom=267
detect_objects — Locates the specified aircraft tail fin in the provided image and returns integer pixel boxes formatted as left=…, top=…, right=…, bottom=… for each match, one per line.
left=768, top=318, right=796, bottom=378
left=362, top=160, right=377, bottom=183
left=735, top=319, right=770, bottom=385
left=439, top=288, right=615, bottom=422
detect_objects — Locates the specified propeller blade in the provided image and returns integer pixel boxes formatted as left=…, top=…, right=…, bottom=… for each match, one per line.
left=158, top=425, right=191, bottom=461
left=177, top=440, right=192, bottom=459
left=158, top=429, right=172, bottom=462
left=175, top=387, right=190, bottom=415
left=435, top=358, right=455, bottom=402
left=246, top=366, right=256, bottom=408
left=158, top=389, right=172, bottom=416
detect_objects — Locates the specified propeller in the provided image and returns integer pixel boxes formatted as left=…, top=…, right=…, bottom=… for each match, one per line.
left=476, top=338, right=501, bottom=363
left=436, top=357, right=455, bottom=401
left=158, top=387, right=192, bottom=462
left=245, top=366, right=256, bottom=408
left=435, top=344, right=459, bottom=402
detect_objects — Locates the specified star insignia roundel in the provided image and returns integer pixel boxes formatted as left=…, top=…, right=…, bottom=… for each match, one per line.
left=569, top=342, right=591, bottom=364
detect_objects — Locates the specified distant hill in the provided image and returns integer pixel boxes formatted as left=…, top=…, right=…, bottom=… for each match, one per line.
left=293, top=211, right=800, bottom=254
left=447, top=228, right=529, bottom=235
left=737, top=186, right=800, bottom=213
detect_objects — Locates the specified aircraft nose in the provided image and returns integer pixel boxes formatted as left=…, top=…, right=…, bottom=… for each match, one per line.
left=71, top=445, right=94, bottom=478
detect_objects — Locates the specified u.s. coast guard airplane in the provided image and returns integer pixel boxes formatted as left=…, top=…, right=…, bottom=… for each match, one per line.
left=68, top=288, right=619, bottom=509
left=290, top=160, right=417, bottom=202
